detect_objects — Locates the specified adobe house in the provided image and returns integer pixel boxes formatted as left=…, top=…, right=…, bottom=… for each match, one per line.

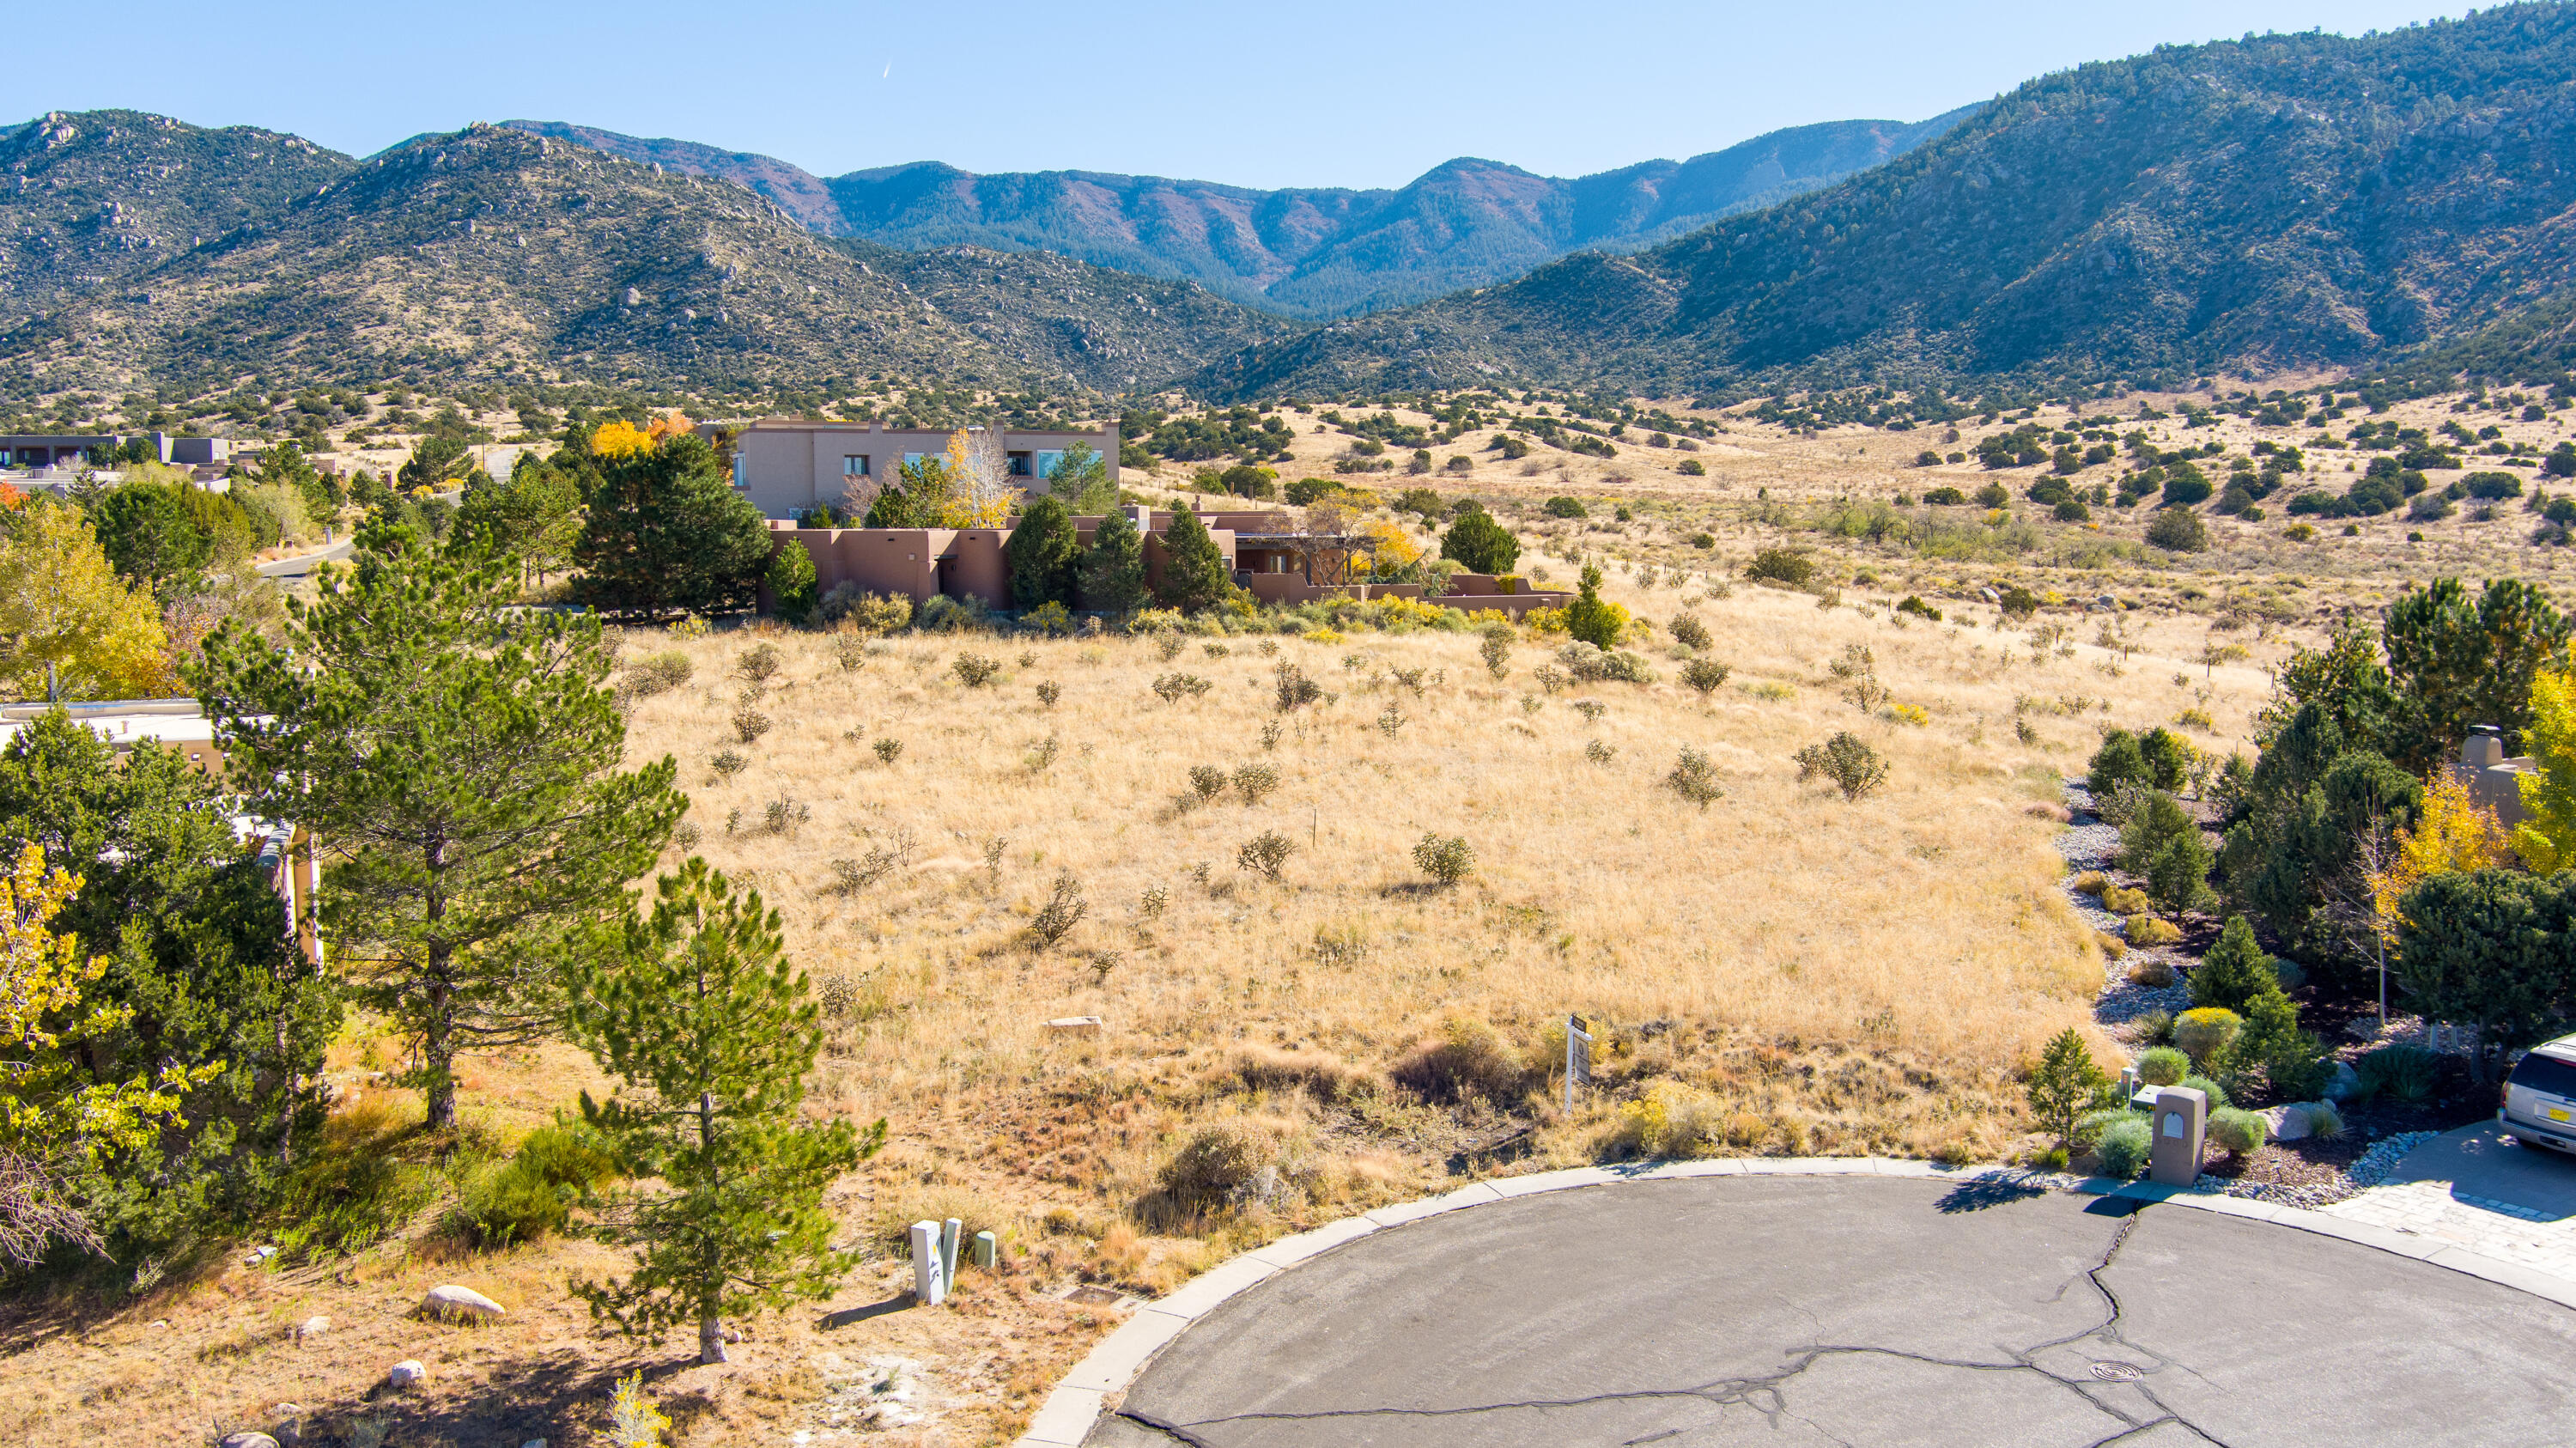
left=2451, top=725, right=2537, bottom=829
left=764, top=503, right=1575, bottom=616
left=705, top=417, right=1120, bottom=520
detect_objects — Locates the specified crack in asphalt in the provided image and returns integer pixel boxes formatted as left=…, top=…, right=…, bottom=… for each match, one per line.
left=1109, top=1201, right=2240, bottom=1448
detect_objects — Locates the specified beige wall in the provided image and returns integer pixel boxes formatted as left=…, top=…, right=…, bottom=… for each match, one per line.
left=715, top=419, right=1121, bottom=520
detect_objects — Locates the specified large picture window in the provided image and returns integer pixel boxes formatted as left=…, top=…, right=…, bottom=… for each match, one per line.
left=1036, top=449, right=1066, bottom=479
left=842, top=454, right=871, bottom=477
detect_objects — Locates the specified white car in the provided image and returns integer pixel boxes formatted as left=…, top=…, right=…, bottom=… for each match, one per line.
left=2500, top=1034, right=2576, bottom=1154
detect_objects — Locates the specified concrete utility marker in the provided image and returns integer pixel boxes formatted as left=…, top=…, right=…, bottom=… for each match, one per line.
left=1016, top=1158, right=2576, bottom=1447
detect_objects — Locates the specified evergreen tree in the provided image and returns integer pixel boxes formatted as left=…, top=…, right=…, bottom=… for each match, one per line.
left=88, top=483, right=211, bottom=591
left=0, top=712, right=338, bottom=1251
left=568, top=859, right=883, bottom=1363
left=2394, top=867, right=2576, bottom=1079
left=1153, top=508, right=1231, bottom=613
left=2190, top=916, right=2276, bottom=1012
left=1004, top=496, right=1081, bottom=610
left=2025, top=1027, right=2102, bottom=1155
left=1079, top=508, right=1150, bottom=618
left=1046, top=441, right=1117, bottom=514
left=765, top=540, right=817, bottom=625
left=2382, top=577, right=2570, bottom=759
left=1564, top=564, right=1623, bottom=648
left=1439, top=508, right=1520, bottom=575
left=196, top=520, right=683, bottom=1129
left=574, top=435, right=772, bottom=618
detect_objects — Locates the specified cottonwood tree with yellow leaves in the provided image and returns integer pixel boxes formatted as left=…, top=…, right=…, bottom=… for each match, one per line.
left=0, top=502, right=172, bottom=701
left=0, top=844, right=210, bottom=1262
left=2515, top=668, right=2576, bottom=873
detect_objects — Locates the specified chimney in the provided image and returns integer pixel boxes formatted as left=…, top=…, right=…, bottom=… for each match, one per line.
left=1128, top=502, right=1152, bottom=532
left=2464, top=726, right=2505, bottom=769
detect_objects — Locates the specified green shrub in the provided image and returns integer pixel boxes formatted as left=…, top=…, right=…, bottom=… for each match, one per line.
left=2354, top=1044, right=2439, bottom=1102
left=1155, top=1121, right=1273, bottom=1212
left=1744, top=547, right=1815, bottom=587
left=952, top=653, right=1002, bottom=687
left=2207, top=1106, right=2268, bottom=1157
left=2136, top=1045, right=2189, bottom=1086
left=623, top=650, right=695, bottom=697
left=451, top=1121, right=619, bottom=1249
left=2146, top=508, right=2208, bottom=552
left=1666, top=747, right=1726, bottom=808
left=2173, top=1007, right=2242, bottom=1065
left=2178, top=1073, right=2231, bottom=1109
left=2298, top=1100, right=2345, bottom=1137
left=1542, top=495, right=1589, bottom=519
left=1895, top=594, right=1942, bottom=622
left=2094, top=1116, right=2153, bottom=1177
left=1413, top=833, right=1475, bottom=885
left=765, top=539, right=818, bottom=624
left=1923, top=487, right=1968, bottom=505
left=2136, top=1009, right=2177, bottom=1046
left=1792, top=732, right=1888, bottom=801
left=2074, top=1107, right=2141, bottom=1147
left=2191, top=917, right=2275, bottom=1012
left=2087, top=730, right=2148, bottom=795
left=817, top=585, right=914, bottom=635
left=1669, top=614, right=1712, bottom=651
left=2100, top=885, right=2150, bottom=915
left=1681, top=659, right=1732, bottom=697
left=2143, top=829, right=2215, bottom=915
left=1479, top=623, right=1515, bottom=678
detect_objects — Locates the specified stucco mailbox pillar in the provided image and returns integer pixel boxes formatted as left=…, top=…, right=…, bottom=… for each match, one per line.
left=2148, top=1086, right=2208, bottom=1187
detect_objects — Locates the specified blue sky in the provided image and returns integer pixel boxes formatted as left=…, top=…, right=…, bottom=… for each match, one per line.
left=15, top=2, right=2467, bottom=188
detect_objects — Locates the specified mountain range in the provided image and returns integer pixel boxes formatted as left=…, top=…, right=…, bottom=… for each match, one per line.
left=1198, top=5, right=2576, bottom=399
left=498, top=113, right=1977, bottom=318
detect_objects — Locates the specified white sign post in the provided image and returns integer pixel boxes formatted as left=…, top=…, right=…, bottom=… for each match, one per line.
left=1565, top=1013, right=1592, bottom=1114
left=910, top=1220, right=947, bottom=1306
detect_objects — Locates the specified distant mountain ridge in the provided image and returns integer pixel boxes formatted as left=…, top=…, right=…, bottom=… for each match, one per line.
left=1194, top=5, right=2576, bottom=399
left=499, top=110, right=1979, bottom=316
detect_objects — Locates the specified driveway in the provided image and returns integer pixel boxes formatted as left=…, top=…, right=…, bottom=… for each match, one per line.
left=1088, top=1175, right=2576, bottom=1446
left=2322, top=1123, right=2576, bottom=1282
left=256, top=538, right=354, bottom=579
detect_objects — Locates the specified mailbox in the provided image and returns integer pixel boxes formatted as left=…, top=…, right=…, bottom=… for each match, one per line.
left=2148, top=1086, right=2208, bottom=1187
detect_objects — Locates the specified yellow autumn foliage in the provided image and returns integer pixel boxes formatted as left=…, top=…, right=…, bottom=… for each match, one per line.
left=0, top=503, right=172, bottom=701
left=592, top=420, right=654, bottom=459
left=2368, top=770, right=2518, bottom=940
left=2518, top=668, right=2576, bottom=873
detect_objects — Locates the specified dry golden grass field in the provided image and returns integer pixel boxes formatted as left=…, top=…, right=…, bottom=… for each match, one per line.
left=30, top=377, right=2573, bottom=1446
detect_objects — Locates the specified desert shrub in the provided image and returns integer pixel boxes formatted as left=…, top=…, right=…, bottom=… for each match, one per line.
left=1669, top=614, right=1712, bottom=651
left=2172, top=1007, right=2240, bottom=1063
left=2127, top=958, right=2176, bottom=988
left=1666, top=747, right=1726, bottom=808
left=1156, top=633, right=1187, bottom=661
left=1478, top=623, right=1514, bottom=678
left=1036, top=680, right=1061, bottom=708
left=1923, top=486, right=1969, bottom=505
left=2137, top=1046, right=2190, bottom=1086
left=1152, top=672, right=1213, bottom=703
left=709, top=749, right=748, bottom=780
left=2207, top=1106, right=2268, bottom=1157
left=873, top=737, right=903, bottom=764
left=736, top=642, right=781, bottom=684
left=1225, top=762, right=1278, bottom=806
left=2354, top=1044, right=2439, bottom=1102
left=1793, top=732, right=1888, bottom=800
left=1273, top=661, right=1323, bottom=711
left=2146, top=508, right=2208, bottom=552
left=2070, top=871, right=2108, bottom=896
left=817, top=584, right=915, bottom=635
left=732, top=707, right=773, bottom=744
left=1558, top=641, right=1654, bottom=684
left=623, top=650, right=694, bottom=697
left=1156, top=1122, right=1273, bottom=1213
left=1895, top=594, right=1942, bottom=622
left=1681, top=659, right=1732, bottom=697
left=1542, top=495, right=1589, bottom=519
left=1392, top=1018, right=1526, bottom=1104
left=2094, top=1116, right=2152, bottom=1177
left=829, top=632, right=870, bottom=672
left=917, top=593, right=993, bottom=633
left=1232, top=1043, right=1375, bottom=1103
left=2124, top=915, right=2181, bottom=946
left=450, top=1120, right=618, bottom=1250
left=1029, top=871, right=1087, bottom=950
left=1413, top=833, right=1474, bottom=885
left=2100, top=885, right=2150, bottom=915
left=1238, top=830, right=1296, bottom=880
left=2298, top=1100, right=2345, bottom=1137
left=1600, top=1080, right=1727, bottom=1160
left=1188, top=764, right=1228, bottom=803
left=952, top=652, right=1002, bottom=687
left=1745, top=547, right=1814, bottom=587
left=2074, top=1107, right=2140, bottom=1147
left=1585, top=739, right=1617, bottom=764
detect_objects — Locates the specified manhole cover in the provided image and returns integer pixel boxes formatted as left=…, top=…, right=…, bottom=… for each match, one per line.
left=1065, top=1285, right=1121, bottom=1305
left=2088, top=1361, right=2143, bottom=1383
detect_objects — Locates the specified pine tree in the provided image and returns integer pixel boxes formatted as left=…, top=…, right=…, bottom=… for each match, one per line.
left=764, top=539, right=817, bottom=624
left=195, top=520, right=683, bottom=1129
left=573, top=434, right=772, bottom=618
left=2191, top=915, right=2276, bottom=1013
left=1004, top=496, right=1081, bottom=609
left=1438, top=508, right=1520, bottom=575
left=1564, top=564, right=1624, bottom=648
left=2025, top=1027, right=2103, bottom=1155
left=568, top=859, right=883, bottom=1363
left=1079, top=508, right=1150, bottom=618
left=1153, top=508, right=1230, bottom=613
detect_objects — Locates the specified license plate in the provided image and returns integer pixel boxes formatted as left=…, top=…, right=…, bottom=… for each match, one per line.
left=2549, top=1107, right=2571, bottom=1124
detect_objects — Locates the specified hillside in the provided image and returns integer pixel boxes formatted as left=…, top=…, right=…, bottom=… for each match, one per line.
left=502, top=112, right=1977, bottom=316
left=0, top=120, right=1291, bottom=399
left=0, top=110, right=354, bottom=328
left=1198, top=6, right=2576, bottom=399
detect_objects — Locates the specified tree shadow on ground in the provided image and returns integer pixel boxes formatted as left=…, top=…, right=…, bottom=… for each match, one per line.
left=282, top=1347, right=694, bottom=1448
left=1934, top=1173, right=2051, bottom=1213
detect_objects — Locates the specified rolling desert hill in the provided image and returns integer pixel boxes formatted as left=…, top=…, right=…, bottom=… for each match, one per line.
left=501, top=111, right=1979, bottom=317
left=1196, top=5, right=2576, bottom=400
left=0, top=120, right=1293, bottom=399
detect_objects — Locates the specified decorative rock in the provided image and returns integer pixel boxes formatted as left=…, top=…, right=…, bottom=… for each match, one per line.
left=2324, top=1061, right=2361, bottom=1100
left=522, top=1440, right=548, bottom=1448
left=243, top=1244, right=277, bottom=1265
left=1043, top=1015, right=1103, bottom=1037
left=2263, top=1104, right=2310, bottom=1141
left=387, top=1360, right=428, bottom=1389
left=295, top=1315, right=330, bottom=1342
left=421, top=1284, right=507, bottom=1321
left=217, top=1434, right=279, bottom=1448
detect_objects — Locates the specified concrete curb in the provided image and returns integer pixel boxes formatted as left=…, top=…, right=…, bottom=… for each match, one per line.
left=1010, top=1156, right=2576, bottom=1445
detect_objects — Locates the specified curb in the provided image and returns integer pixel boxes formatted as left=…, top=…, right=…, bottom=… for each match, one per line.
left=1012, top=1155, right=2576, bottom=1446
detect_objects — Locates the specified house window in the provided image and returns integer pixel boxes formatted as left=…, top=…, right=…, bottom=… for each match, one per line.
left=730, top=453, right=745, bottom=490
left=842, top=454, right=870, bottom=477
left=1005, top=451, right=1033, bottom=477
left=904, top=452, right=935, bottom=469
left=1036, top=449, right=1066, bottom=479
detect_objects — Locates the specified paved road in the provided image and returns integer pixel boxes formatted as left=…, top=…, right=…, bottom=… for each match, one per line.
left=256, top=539, right=354, bottom=579
left=1091, top=1175, right=2576, bottom=1447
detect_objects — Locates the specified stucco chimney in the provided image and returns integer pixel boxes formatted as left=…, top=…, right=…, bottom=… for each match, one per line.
left=2464, top=726, right=2505, bottom=769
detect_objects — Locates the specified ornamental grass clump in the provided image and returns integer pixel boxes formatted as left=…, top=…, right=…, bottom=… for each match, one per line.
left=2172, top=1007, right=2241, bottom=1066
